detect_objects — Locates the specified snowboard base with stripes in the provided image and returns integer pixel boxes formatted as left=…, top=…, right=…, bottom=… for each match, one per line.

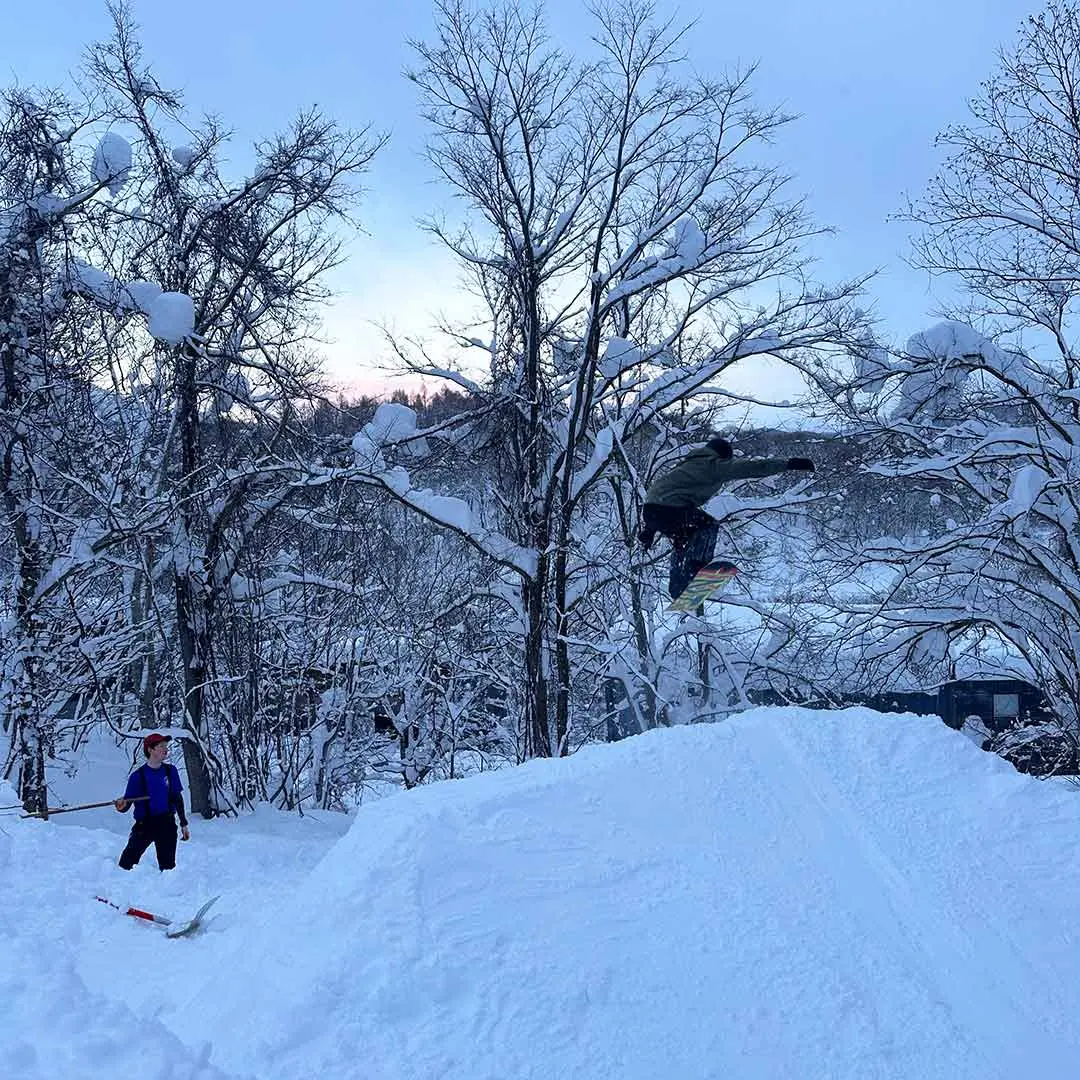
left=666, top=560, right=738, bottom=613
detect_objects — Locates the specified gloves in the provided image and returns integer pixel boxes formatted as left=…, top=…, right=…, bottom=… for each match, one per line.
left=787, top=457, right=814, bottom=472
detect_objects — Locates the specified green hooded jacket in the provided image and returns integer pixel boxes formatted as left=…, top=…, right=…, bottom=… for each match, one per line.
left=644, top=446, right=790, bottom=508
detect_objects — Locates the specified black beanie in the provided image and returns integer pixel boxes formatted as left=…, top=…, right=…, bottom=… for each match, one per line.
left=707, top=436, right=732, bottom=459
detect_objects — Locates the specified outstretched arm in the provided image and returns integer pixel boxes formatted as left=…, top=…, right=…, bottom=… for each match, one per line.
left=719, top=458, right=795, bottom=482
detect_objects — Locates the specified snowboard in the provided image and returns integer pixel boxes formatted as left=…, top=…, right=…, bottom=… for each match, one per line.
left=666, top=560, right=738, bottom=613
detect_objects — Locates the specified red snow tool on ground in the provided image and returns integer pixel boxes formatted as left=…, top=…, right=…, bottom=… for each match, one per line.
left=95, top=894, right=220, bottom=938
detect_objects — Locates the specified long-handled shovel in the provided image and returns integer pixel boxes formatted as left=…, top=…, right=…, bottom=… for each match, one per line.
left=95, top=894, right=220, bottom=938
left=21, top=796, right=149, bottom=819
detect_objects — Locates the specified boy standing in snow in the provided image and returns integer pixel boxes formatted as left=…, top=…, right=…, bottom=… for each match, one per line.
left=638, top=436, right=814, bottom=600
left=114, top=733, right=190, bottom=871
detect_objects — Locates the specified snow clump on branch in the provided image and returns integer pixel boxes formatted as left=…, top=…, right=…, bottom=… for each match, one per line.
left=92, top=132, right=133, bottom=196
left=147, top=292, right=195, bottom=344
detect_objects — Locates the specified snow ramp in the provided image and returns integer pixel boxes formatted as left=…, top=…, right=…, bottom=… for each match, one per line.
left=189, top=707, right=1080, bottom=1079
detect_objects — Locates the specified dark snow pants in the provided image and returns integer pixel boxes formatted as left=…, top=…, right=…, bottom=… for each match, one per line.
left=641, top=504, right=720, bottom=600
left=119, top=813, right=178, bottom=871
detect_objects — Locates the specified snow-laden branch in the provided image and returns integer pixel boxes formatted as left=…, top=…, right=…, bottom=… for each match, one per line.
left=347, top=404, right=536, bottom=577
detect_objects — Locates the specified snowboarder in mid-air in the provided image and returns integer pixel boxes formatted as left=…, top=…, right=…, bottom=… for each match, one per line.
left=638, top=436, right=815, bottom=602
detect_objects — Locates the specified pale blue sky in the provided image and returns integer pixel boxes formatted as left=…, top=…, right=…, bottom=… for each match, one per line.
left=5, top=0, right=1038, bottom=397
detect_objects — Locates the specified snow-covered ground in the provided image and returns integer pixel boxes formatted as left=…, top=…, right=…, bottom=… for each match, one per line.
left=3, top=706, right=1080, bottom=1079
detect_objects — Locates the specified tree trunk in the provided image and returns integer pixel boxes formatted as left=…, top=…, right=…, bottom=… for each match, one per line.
left=17, top=718, right=47, bottom=817
left=1, top=210, right=50, bottom=815
left=129, top=546, right=159, bottom=729
left=698, top=637, right=712, bottom=711
left=174, top=574, right=216, bottom=817
left=522, top=571, right=551, bottom=758
left=628, top=580, right=658, bottom=732
left=174, top=342, right=215, bottom=817
left=553, top=541, right=572, bottom=756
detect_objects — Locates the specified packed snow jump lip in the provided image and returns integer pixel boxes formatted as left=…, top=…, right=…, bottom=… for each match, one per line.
left=10, top=708, right=1080, bottom=1080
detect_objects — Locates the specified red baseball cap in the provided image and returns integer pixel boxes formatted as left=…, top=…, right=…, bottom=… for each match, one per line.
left=143, top=733, right=172, bottom=755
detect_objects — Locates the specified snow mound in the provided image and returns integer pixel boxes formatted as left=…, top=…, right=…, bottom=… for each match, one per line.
left=0, top=777, right=17, bottom=808
left=1, top=959, right=237, bottom=1080
left=147, top=291, right=195, bottom=344
left=600, top=336, right=641, bottom=377
left=69, top=258, right=120, bottom=303
left=906, top=320, right=998, bottom=362
left=352, top=401, right=426, bottom=467
left=92, top=132, right=132, bottom=196
left=368, top=401, right=418, bottom=442
left=123, top=279, right=163, bottom=314
left=0, top=811, right=248, bottom=1080
left=186, top=707, right=1080, bottom=1079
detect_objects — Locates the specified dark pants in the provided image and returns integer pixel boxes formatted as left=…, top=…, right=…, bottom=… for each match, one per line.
left=641, top=504, right=720, bottom=599
left=119, top=814, right=178, bottom=871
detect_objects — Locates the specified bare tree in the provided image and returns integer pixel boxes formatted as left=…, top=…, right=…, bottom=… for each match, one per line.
left=799, top=2, right=1080, bottom=742
left=356, top=0, right=865, bottom=756
left=82, top=8, right=384, bottom=814
left=0, top=85, right=136, bottom=812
